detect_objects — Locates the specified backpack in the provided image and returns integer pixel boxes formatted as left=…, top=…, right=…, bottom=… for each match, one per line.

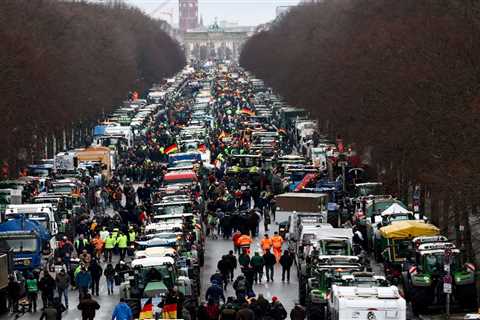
left=234, top=278, right=247, bottom=292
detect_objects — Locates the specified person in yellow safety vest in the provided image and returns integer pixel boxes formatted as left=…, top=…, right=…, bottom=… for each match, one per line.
left=271, top=232, right=283, bottom=262
left=261, top=234, right=273, bottom=254
left=117, top=232, right=128, bottom=261
left=111, top=228, right=119, bottom=241
left=104, top=233, right=115, bottom=263
left=238, top=233, right=253, bottom=255
left=128, top=226, right=136, bottom=244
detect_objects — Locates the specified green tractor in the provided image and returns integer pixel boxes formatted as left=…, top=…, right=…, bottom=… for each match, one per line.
left=299, top=255, right=363, bottom=320
left=120, top=257, right=195, bottom=318
left=403, top=236, right=477, bottom=315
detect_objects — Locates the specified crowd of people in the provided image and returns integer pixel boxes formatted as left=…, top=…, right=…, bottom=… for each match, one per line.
left=3, top=65, right=320, bottom=320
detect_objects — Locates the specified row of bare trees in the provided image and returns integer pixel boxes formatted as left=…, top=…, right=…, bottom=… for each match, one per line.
left=240, top=0, right=480, bottom=260
left=0, top=0, right=185, bottom=172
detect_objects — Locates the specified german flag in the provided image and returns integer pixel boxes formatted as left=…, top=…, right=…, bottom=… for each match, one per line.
left=164, top=144, right=178, bottom=154
left=161, top=303, right=177, bottom=319
left=198, top=144, right=207, bottom=153
left=139, top=298, right=153, bottom=320
left=240, top=108, right=255, bottom=116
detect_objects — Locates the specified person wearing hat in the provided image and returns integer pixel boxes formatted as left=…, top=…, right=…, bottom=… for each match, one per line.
left=270, top=296, right=287, bottom=320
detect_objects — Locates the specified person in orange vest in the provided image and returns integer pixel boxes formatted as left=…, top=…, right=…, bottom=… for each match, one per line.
left=271, top=232, right=283, bottom=262
left=260, top=234, right=272, bottom=254
left=232, top=230, right=242, bottom=254
left=238, top=233, right=252, bottom=255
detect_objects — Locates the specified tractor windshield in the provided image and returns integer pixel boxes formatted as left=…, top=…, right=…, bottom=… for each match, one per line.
left=424, top=253, right=446, bottom=273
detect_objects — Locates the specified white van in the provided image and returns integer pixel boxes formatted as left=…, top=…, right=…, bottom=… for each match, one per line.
left=329, top=285, right=406, bottom=320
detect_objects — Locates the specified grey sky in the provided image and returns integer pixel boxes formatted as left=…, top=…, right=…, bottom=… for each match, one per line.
left=123, top=0, right=300, bottom=26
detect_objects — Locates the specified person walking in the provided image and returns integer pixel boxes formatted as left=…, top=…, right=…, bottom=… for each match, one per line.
left=238, top=249, right=251, bottom=269
left=205, top=281, right=225, bottom=305
left=237, top=233, right=252, bottom=255
left=279, top=250, right=294, bottom=282
left=260, top=234, right=272, bottom=254
left=232, top=230, right=242, bottom=254
left=25, top=273, right=39, bottom=312
left=77, top=293, right=100, bottom=320
left=225, top=250, right=237, bottom=281
left=271, top=232, right=283, bottom=262
left=75, top=266, right=92, bottom=299
left=117, top=231, right=128, bottom=261
left=104, top=232, right=115, bottom=263
left=55, top=268, right=70, bottom=308
left=263, top=249, right=276, bottom=282
left=89, top=258, right=103, bottom=296
left=112, top=298, right=133, bottom=320
left=39, top=273, right=56, bottom=310
left=7, top=275, right=20, bottom=312
left=217, top=255, right=230, bottom=289
left=104, top=263, right=115, bottom=295
left=250, top=251, right=264, bottom=284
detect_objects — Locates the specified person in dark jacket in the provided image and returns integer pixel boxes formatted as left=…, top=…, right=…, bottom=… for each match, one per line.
left=220, top=297, right=237, bottom=320
left=39, top=273, right=56, bottom=310
left=104, top=263, right=115, bottom=295
left=217, top=255, right=230, bottom=289
left=279, top=250, right=294, bottom=282
left=290, top=304, right=306, bottom=320
left=55, top=269, right=70, bottom=308
left=77, top=293, right=100, bottom=320
left=257, top=294, right=270, bottom=317
left=270, top=297, right=287, bottom=320
left=7, top=275, right=20, bottom=312
left=205, top=283, right=225, bottom=304
left=225, top=250, right=237, bottom=281
left=75, top=267, right=92, bottom=299
left=236, top=303, right=255, bottom=320
left=263, top=250, right=276, bottom=282
left=89, top=258, right=103, bottom=296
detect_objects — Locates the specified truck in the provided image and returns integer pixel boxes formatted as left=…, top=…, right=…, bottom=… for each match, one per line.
left=5, top=204, right=58, bottom=237
left=0, top=217, right=55, bottom=270
left=276, top=193, right=328, bottom=222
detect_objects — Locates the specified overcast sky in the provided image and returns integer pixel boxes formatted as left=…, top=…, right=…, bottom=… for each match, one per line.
left=123, top=0, right=300, bottom=26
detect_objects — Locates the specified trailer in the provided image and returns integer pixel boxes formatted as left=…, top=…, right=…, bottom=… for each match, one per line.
left=329, top=285, right=406, bottom=320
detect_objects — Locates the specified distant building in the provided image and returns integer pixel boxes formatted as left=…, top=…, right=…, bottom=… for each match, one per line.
left=179, top=0, right=198, bottom=32
left=182, top=22, right=255, bottom=62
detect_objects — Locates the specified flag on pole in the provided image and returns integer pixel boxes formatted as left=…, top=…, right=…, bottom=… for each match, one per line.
left=164, top=144, right=178, bottom=154
left=139, top=298, right=153, bottom=320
